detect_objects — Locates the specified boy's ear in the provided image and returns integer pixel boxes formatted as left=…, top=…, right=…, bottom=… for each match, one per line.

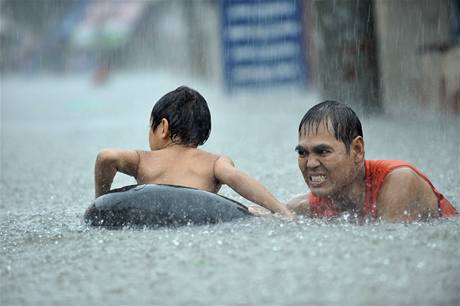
left=351, top=136, right=364, bottom=162
left=159, top=118, right=170, bottom=138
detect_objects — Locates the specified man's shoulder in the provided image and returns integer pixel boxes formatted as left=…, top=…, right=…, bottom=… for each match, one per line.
left=369, top=160, right=429, bottom=192
left=287, top=192, right=338, bottom=216
left=366, top=160, right=422, bottom=188
left=377, top=167, right=440, bottom=221
left=286, top=193, right=309, bottom=213
left=381, top=167, right=420, bottom=189
left=287, top=192, right=329, bottom=205
left=366, top=159, right=415, bottom=171
left=374, top=161, right=425, bottom=205
left=287, top=193, right=310, bottom=215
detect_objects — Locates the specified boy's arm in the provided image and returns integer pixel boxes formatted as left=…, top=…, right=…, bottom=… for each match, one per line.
left=377, top=168, right=439, bottom=222
left=94, top=149, right=140, bottom=198
left=214, top=156, right=293, bottom=216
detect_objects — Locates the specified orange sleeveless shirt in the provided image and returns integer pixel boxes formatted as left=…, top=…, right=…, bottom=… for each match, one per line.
left=308, top=160, right=458, bottom=219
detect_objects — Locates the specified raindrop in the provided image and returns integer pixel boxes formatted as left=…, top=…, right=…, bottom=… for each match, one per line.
left=416, top=261, right=426, bottom=269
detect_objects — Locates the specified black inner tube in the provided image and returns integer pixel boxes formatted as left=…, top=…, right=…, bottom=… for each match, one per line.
left=84, top=184, right=251, bottom=228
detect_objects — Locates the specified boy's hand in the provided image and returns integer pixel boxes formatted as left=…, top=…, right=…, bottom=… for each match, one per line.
left=248, top=205, right=295, bottom=221
left=248, top=205, right=271, bottom=216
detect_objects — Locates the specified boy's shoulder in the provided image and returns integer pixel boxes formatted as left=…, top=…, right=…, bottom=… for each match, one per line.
left=139, top=147, right=221, bottom=161
left=193, top=148, right=222, bottom=164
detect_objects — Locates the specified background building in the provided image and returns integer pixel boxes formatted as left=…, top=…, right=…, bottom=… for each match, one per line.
left=1, top=0, right=459, bottom=115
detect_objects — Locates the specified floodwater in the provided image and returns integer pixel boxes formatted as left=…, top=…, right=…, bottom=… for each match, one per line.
left=1, top=73, right=459, bottom=306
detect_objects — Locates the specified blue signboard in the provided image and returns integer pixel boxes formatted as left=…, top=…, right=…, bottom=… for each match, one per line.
left=221, top=0, right=307, bottom=91
left=452, top=0, right=460, bottom=43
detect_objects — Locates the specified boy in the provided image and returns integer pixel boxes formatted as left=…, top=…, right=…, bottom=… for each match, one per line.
left=94, top=86, right=292, bottom=216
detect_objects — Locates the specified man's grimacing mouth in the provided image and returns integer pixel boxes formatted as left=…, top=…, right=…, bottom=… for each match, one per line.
left=309, top=175, right=327, bottom=183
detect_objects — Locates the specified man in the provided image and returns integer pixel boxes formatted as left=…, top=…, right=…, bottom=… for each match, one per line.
left=287, top=100, right=458, bottom=222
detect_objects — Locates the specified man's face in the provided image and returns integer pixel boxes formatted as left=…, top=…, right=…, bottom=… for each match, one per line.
left=296, top=121, right=363, bottom=198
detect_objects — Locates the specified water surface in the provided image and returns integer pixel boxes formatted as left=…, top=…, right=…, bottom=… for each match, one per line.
left=1, top=73, right=459, bottom=305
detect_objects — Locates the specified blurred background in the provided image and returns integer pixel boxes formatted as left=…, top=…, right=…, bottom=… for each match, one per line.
left=2, top=2, right=460, bottom=305
left=1, top=0, right=459, bottom=116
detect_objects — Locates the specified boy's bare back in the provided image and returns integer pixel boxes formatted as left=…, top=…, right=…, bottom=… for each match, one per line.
left=94, top=86, right=292, bottom=216
left=136, top=147, right=221, bottom=193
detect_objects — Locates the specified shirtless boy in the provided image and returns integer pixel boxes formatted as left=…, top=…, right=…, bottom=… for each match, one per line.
left=288, top=100, right=457, bottom=222
left=94, top=86, right=292, bottom=216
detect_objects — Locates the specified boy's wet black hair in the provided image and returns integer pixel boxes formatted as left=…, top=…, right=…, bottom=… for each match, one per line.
left=298, top=100, right=363, bottom=152
left=150, top=86, right=211, bottom=147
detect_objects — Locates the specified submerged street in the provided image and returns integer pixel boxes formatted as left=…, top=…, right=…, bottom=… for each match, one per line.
left=1, top=73, right=459, bottom=305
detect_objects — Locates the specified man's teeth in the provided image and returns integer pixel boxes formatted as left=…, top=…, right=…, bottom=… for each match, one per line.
left=310, top=175, right=326, bottom=183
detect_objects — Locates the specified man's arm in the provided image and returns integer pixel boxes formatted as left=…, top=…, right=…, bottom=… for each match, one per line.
left=377, top=168, right=439, bottom=222
left=287, top=194, right=310, bottom=216
left=214, top=156, right=293, bottom=216
left=94, top=149, right=140, bottom=198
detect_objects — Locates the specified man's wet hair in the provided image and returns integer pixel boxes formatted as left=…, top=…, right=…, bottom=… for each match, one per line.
left=150, top=86, right=211, bottom=147
left=299, top=100, right=363, bottom=151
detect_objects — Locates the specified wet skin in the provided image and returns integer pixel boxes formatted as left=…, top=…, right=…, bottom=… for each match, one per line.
left=295, top=121, right=365, bottom=208
left=290, top=120, right=441, bottom=222
left=95, top=118, right=293, bottom=216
